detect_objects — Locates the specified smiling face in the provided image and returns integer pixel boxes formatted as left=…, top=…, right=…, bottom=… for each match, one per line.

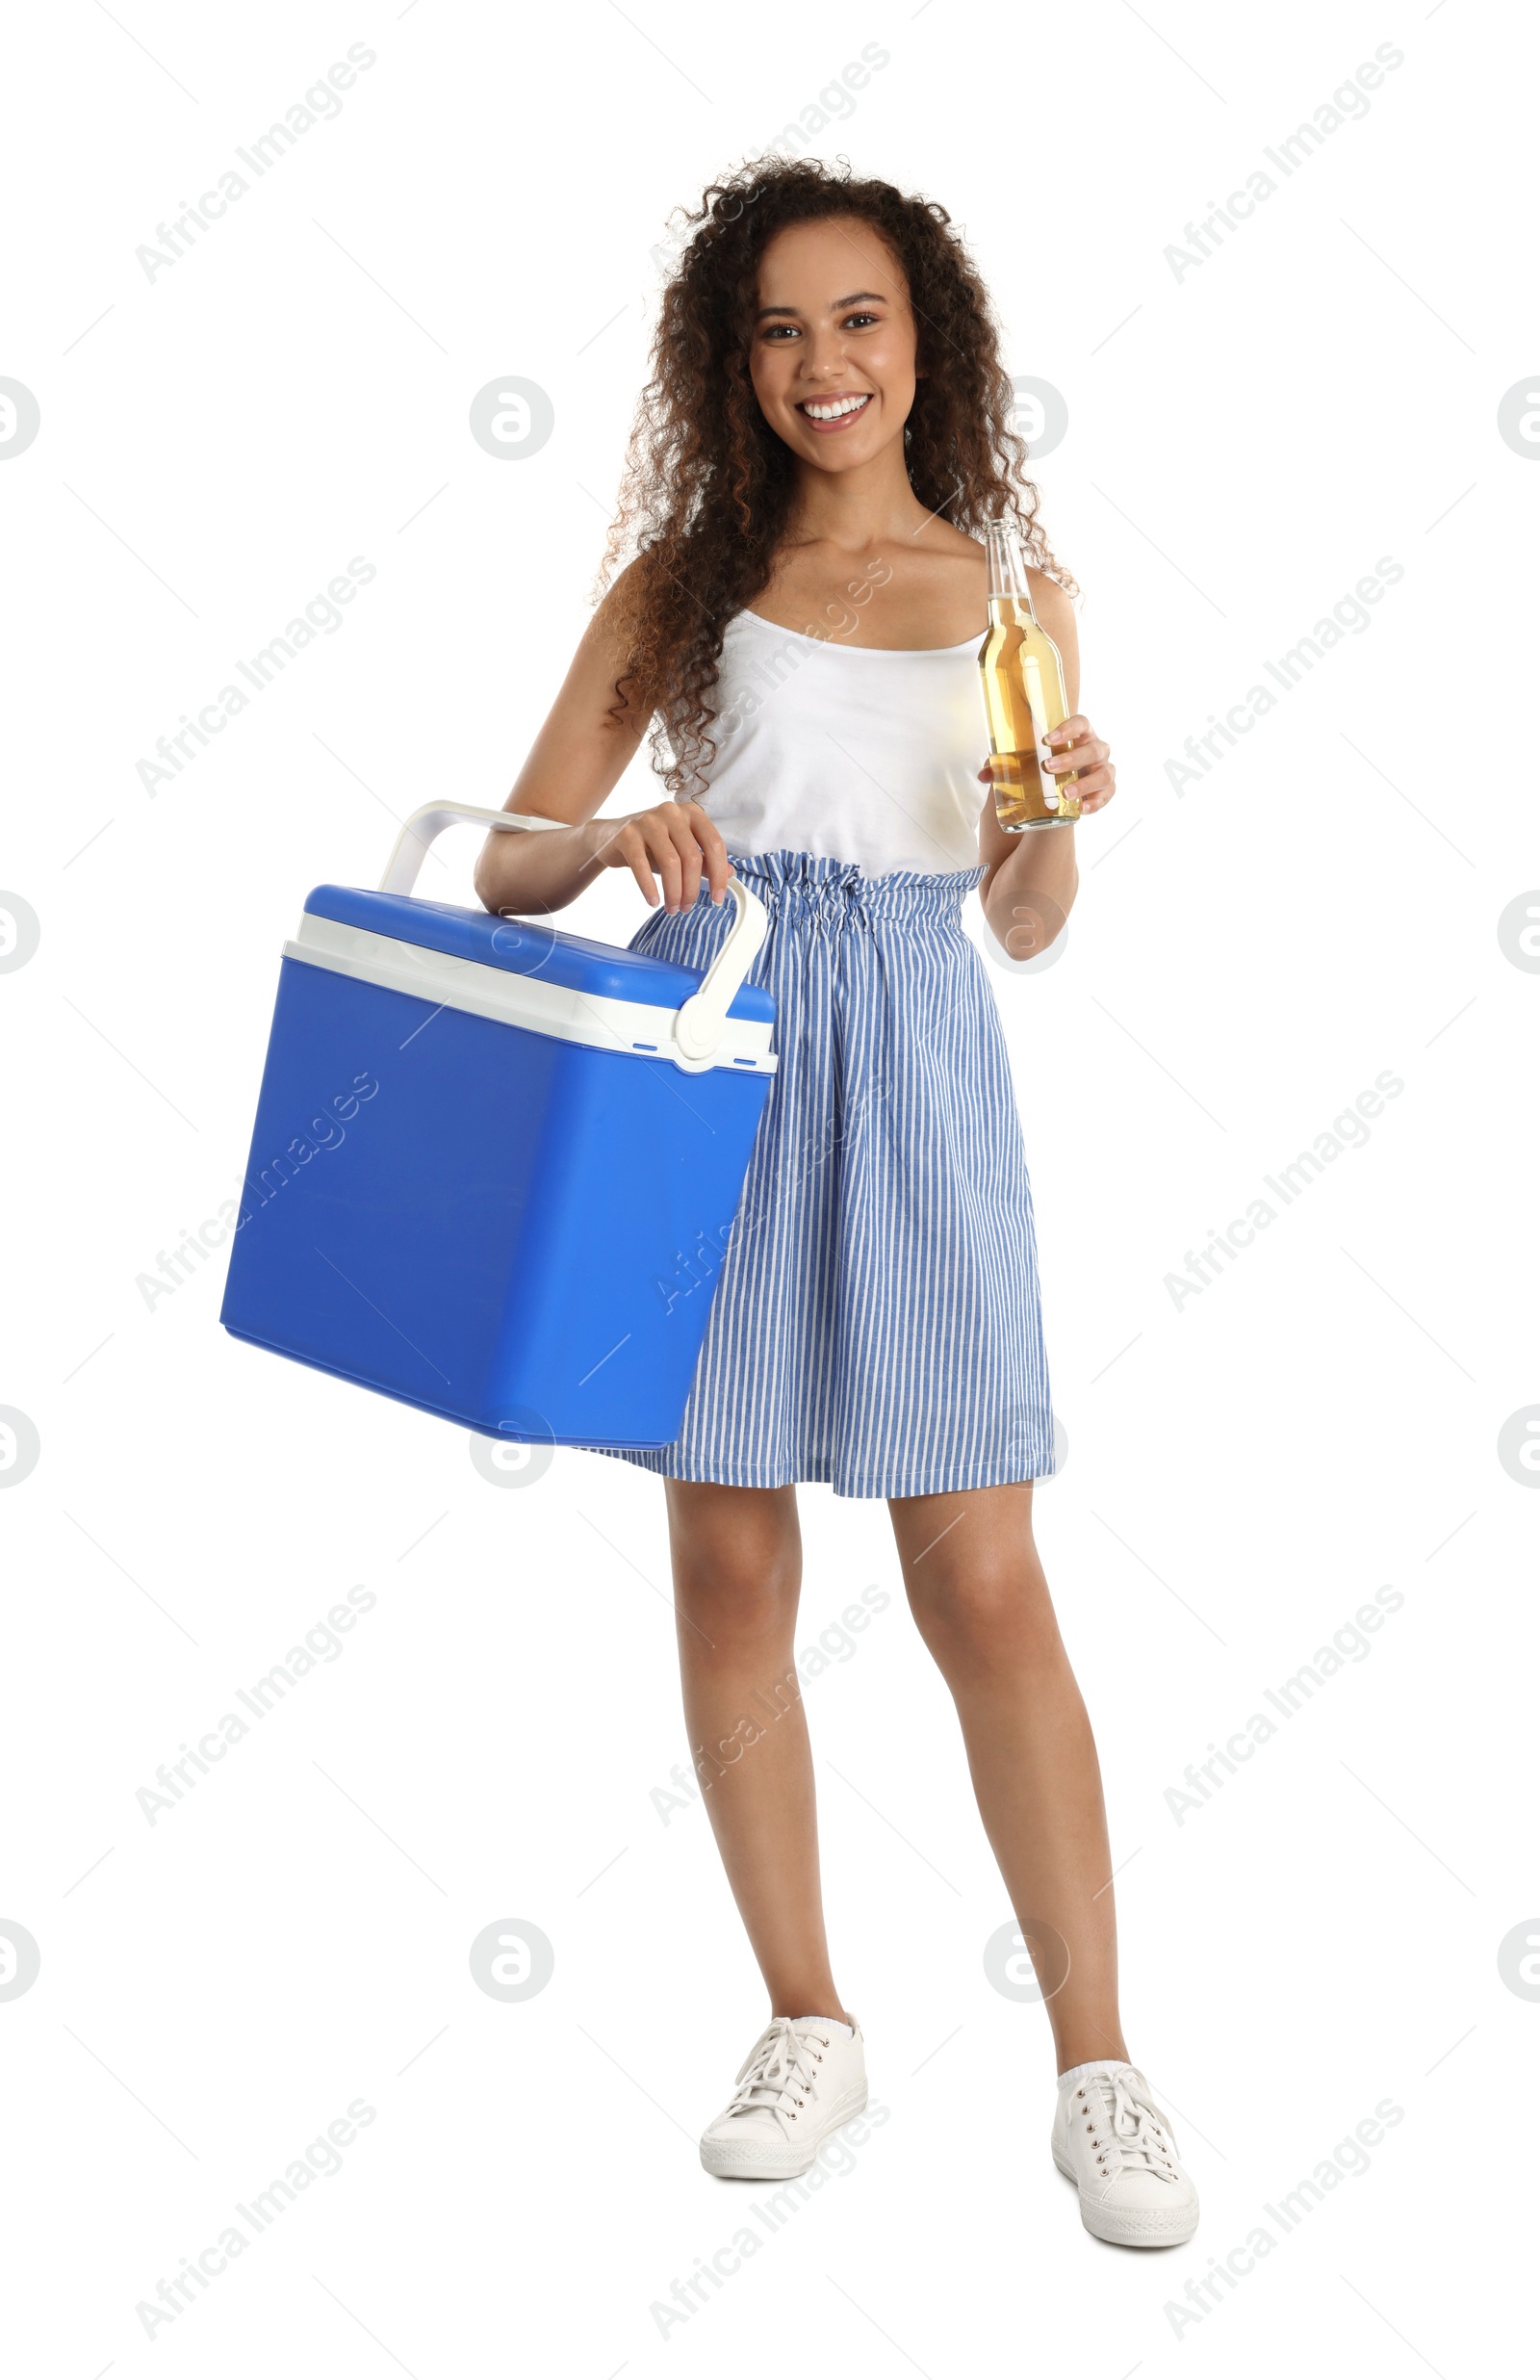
left=748, top=215, right=920, bottom=474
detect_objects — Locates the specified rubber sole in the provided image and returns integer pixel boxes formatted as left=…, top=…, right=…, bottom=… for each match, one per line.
left=1052, top=2148, right=1199, bottom=2247
left=701, top=2083, right=869, bottom=2180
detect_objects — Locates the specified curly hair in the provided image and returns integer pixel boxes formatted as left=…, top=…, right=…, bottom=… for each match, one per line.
left=600, top=154, right=1076, bottom=796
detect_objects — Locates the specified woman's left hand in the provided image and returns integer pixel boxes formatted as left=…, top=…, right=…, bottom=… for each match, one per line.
left=1043, top=714, right=1115, bottom=815
left=977, top=715, right=1116, bottom=815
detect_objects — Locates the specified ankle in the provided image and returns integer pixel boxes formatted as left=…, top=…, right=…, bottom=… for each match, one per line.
left=1054, top=2036, right=1131, bottom=2075
left=770, top=1998, right=851, bottom=2027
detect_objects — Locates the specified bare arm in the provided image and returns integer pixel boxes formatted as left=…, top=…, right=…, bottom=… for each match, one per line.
left=473, top=567, right=733, bottom=918
left=978, top=571, right=1112, bottom=958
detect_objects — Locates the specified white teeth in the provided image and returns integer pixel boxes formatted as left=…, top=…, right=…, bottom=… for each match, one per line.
left=801, top=394, right=870, bottom=421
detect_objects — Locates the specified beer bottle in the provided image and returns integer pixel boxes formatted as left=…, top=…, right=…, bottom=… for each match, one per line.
left=979, top=520, right=1080, bottom=831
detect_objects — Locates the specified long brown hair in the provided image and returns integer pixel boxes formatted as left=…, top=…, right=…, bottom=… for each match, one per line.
left=601, top=155, right=1076, bottom=795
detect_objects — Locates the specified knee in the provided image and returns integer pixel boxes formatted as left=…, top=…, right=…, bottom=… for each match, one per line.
left=673, top=1538, right=801, bottom=1645
left=909, top=1560, right=1062, bottom=1675
left=666, top=1485, right=801, bottom=1643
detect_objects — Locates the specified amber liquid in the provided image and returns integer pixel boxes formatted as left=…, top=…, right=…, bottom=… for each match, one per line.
left=978, top=597, right=1081, bottom=831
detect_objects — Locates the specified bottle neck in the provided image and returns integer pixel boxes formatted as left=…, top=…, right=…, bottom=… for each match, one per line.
left=990, top=584, right=1039, bottom=623
left=985, top=523, right=1036, bottom=613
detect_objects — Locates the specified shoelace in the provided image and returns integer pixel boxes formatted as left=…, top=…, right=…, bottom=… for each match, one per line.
left=726, top=2018, right=828, bottom=2124
left=1072, top=2068, right=1181, bottom=2183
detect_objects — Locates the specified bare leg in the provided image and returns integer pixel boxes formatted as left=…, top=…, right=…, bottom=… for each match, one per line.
left=887, top=1479, right=1129, bottom=2073
left=664, top=1478, right=851, bottom=2024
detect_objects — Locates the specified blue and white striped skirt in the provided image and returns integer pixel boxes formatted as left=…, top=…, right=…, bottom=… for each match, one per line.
left=599, top=848, right=1054, bottom=1499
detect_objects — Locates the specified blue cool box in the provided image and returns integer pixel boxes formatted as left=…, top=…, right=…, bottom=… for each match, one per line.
left=219, top=804, right=777, bottom=1447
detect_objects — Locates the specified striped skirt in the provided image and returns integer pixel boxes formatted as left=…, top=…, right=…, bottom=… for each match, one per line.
left=599, top=849, right=1054, bottom=1499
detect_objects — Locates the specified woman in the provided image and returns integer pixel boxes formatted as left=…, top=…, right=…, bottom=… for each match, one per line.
left=475, top=157, right=1197, bottom=2249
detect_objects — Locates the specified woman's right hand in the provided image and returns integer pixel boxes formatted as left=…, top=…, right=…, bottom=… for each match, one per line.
left=589, top=798, right=735, bottom=913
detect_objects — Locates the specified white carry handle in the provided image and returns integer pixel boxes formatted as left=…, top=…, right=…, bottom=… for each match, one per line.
left=673, top=878, right=767, bottom=1064
left=377, top=800, right=568, bottom=896
left=379, top=799, right=766, bottom=1069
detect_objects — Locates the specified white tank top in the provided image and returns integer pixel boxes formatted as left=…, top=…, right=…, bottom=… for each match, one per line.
left=694, top=608, right=989, bottom=877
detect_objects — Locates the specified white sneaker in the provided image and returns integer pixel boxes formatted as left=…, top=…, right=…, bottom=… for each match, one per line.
left=699, top=2014, right=868, bottom=2180
left=1051, top=2061, right=1199, bottom=2246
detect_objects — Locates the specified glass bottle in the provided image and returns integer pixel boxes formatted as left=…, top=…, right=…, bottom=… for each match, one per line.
left=978, top=521, right=1080, bottom=831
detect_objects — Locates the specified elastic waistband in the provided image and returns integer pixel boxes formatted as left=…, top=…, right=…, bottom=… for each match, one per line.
left=727, top=848, right=986, bottom=922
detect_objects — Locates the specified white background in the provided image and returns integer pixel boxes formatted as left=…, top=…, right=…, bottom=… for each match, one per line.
left=2, top=1, right=1535, bottom=2372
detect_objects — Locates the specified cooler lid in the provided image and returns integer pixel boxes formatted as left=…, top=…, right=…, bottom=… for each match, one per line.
left=302, top=885, right=774, bottom=1023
